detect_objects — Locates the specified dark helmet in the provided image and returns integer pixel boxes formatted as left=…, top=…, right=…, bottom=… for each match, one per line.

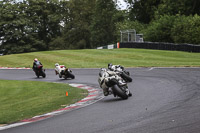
left=108, top=63, right=112, bottom=69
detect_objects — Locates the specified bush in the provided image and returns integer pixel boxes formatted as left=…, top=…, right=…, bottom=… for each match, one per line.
left=142, top=14, right=200, bottom=45
left=172, top=14, right=200, bottom=44
left=142, top=15, right=176, bottom=43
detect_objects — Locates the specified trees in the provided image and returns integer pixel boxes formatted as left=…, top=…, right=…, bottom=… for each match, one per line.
left=171, top=15, right=200, bottom=44
left=128, top=0, right=161, bottom=24
left=142, top=15, right=176, bottom=43
left=125, top=0, right=200, bottom=44
left=0, top=0, right=65, bottom=54
left=0, top=0, right=123, bottom=53
left=2, top=0, right=200, bottom=54
left=60, top=0, right=96, bottom=49
left=0, top=1, right=30, bottom=54
left=25, top=0, right=63, bottom=50
left=155, top=0, right=200, bottom=17
left=90, top=0, right=117, bottom=48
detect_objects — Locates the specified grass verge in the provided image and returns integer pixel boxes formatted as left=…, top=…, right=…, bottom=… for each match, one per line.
left=0, top=48, right=200, bottom=68
left=0, top=80, right=88, bottom=124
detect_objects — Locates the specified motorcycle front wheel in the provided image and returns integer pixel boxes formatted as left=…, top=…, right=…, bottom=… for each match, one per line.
left=42, top=71, right=46, bottom=78
left=67, top=71, right=75, bottom=79
left=35, top=71, right=39, bottom=78
left=121, top=72, right=132, bottom=82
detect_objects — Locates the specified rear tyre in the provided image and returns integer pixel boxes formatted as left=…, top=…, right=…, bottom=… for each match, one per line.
left=121, top=72, right=132, bottom=82
left=41, top=70, right=46, bottom=78
left=35, top=71, right=39, bottom=78
left=68, top=71, right=75, bottom=79
left=42, top=72, right=46, bottom=78
left=112, top=85, right=128, bottom=99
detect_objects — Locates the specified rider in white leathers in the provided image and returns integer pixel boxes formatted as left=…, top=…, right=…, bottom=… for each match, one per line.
left=98, top=68, right=122, bottom=96
left=55, top=63, right=66, bottom=78
left=108, top=63, right=123, bottom=72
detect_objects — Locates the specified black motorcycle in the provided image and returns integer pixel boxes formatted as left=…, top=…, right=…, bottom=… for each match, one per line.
left=59, top=67, right=75, bottom=79
left=33, top=64, right=46, bottom=78
left=107, top=78, right=132, bottom=100
left=109, top=65, right=132, bottom=82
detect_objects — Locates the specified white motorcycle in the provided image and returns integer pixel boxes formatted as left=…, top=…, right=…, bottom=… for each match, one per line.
left=98, top=69, right=132, bottom=99
left=108, top=64, right=132, bottom=82
left=56, top=65, right=75, bottom=79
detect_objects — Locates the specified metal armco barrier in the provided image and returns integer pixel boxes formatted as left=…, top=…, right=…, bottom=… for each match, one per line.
left=119, top=42, right=200, bottom=53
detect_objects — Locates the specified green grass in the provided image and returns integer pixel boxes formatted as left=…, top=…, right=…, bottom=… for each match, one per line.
left=0, top=80, right=88, bottom=124
left=0, top=48, right=200, bottom=68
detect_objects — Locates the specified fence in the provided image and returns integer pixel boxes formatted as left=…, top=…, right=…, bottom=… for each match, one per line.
left=119, top=42, right=200, bottom=53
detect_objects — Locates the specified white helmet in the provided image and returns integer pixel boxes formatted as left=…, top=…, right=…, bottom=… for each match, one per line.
left=55, top=63, right=59, bottom=67
left=99, top=68, right=107, bottom=77
left=34, top=58, right=38, bottom=62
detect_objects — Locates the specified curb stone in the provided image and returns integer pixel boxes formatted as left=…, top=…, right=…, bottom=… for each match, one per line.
left=0, top=67, right=31, bottom=69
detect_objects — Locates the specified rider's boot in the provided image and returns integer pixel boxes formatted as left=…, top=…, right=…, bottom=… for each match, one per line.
left=128, top=91, right=132, bottom=97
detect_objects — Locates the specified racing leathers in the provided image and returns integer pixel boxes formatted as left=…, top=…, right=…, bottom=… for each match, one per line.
left=108, top=64, right=124, bottom=72
left=32, top=61, right=42, bottom=72
left=98, top=68, right=121, bottom=96
left=55, top=63, right=66, bottom=78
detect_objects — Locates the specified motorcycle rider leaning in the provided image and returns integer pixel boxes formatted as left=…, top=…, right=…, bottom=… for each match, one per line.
left=98, top=68, right=132, bottom=97
left=55, top=63, right=66, bottom=78
left=98, top=68, right=124, bottom=96
left=108, top=63, right=124, bottom=71
left=32, top=58, right=42, bottom=72
left=98, top=68, right=114, bottom=96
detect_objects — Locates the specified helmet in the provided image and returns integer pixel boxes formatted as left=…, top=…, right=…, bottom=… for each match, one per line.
left=108, top=63, right=112, bottom=69
left=55, top=63, right=59, bottom=67
left=101, top=68, right=107, bottom=72
left=34, top=58, right=38, bottom=62
left=99, top=68, right=107, bottom=77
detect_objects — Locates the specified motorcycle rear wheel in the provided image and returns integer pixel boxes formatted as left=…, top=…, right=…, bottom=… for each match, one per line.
left=67, top=71, right=75, bottom=79
left=112, top=85, right=128, bottom=99
left=121, top=72, right=132, bottom=82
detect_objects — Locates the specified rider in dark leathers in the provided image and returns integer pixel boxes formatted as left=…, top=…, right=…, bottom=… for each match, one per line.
left=32, top=58, right=42, bottom=72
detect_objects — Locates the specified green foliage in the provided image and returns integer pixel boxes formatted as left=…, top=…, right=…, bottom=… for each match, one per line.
left=49, top=37, right=65, bottom=50
left=61, top=0, right=95, bottom=49
left=155, top=0, right=200, bottom=17
left=2, top=0, right=200, bottom=54
left=128, top=0, right=161, bottom=24
left=171, top=14, right=200, bottom=44
left=125, top=0, right=200, bottom=44
left=0, top=0, right=65, bottom=54
left=142, top=15, right=176, bottom=42
left=115, top=20, right=146, bottom=42
left=90, top=0, right=117, bottom=48
left=142, top=14, right=200, bottom=44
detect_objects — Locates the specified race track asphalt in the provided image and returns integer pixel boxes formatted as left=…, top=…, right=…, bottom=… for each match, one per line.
left=0, top=68, right=200, bottom=133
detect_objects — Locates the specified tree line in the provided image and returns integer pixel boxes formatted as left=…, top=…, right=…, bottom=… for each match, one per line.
left=1, top=0, right=200, bottom=54
left=125, top=0, right=200, bottom=45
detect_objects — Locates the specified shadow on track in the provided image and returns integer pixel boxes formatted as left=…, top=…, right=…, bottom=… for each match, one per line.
left=102, top=98, right=125, bottom=103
